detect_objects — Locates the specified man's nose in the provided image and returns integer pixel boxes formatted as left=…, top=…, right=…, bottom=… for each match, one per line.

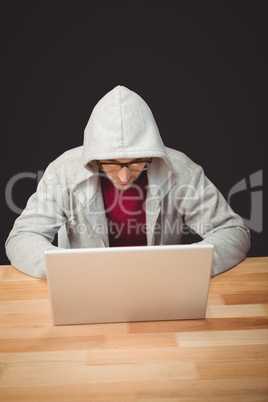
left=118, top=166, right=131, bottom=182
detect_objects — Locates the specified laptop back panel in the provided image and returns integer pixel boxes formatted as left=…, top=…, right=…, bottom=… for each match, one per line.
left=45, top=244, right=214, bottom=325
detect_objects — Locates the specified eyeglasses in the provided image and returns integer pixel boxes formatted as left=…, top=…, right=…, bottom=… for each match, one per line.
left=96, top=158, right=152, bottom=173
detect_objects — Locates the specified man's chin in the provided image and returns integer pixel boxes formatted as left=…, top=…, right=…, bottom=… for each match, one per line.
left=112, top=180, right=133, bottom=191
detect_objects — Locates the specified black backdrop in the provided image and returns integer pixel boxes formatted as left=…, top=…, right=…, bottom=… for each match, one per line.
left=1, top=1, right=267, bottom=264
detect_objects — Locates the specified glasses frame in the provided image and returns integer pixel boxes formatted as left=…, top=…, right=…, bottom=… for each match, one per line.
left=96, top=158, right=153, bottom=172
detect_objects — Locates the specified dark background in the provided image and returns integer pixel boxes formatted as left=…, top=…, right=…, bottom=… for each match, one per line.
left=1, top=1, right=267, bottom=264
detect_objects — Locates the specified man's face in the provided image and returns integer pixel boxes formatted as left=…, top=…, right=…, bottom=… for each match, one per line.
left=98, top=158, right=149, bottom=190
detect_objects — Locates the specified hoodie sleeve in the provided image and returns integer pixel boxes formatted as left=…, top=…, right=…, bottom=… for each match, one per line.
left=5, top=163, right=67, bottom=279
left=180, top=165, right=251, bottom=276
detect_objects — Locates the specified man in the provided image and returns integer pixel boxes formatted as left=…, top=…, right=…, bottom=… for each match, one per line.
left=5, top=85, right=250, bottom=278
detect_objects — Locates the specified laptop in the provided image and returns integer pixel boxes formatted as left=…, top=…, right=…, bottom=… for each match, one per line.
left=44, top=244, right=214, bottom=325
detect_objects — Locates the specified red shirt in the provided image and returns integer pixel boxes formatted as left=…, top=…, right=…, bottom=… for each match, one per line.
left=100, top=171, right=148, bottom=247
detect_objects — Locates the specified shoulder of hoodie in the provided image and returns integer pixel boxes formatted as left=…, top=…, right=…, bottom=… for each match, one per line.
left=46, top=146, right=88, bottom=182
left=164, top=147, right=207, bottom=189
left=165, top=146, right=201, bottom=173
left=48, top=146, right=83, bottom=168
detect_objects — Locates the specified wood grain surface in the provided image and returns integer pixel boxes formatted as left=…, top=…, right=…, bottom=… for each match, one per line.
left=0, top=257, right=267, bottom=401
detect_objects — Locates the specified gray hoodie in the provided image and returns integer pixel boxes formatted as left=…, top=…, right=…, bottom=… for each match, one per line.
left=5, top=85, right=250, bottom=278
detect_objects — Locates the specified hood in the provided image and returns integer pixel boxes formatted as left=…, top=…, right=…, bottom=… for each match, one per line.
left=82, top=85, right=172, bottom=171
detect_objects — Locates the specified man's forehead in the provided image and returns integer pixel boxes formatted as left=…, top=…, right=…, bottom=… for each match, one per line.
left=99, top=158, right=142, bottom=163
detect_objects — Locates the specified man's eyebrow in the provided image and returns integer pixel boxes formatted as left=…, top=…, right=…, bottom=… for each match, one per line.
left=99, top=159, right=118, bottom=163
left=98, top=158, right=151, bottom=163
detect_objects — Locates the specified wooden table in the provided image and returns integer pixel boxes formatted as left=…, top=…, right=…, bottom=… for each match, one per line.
left=0, top=257, right=268, bottom=401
